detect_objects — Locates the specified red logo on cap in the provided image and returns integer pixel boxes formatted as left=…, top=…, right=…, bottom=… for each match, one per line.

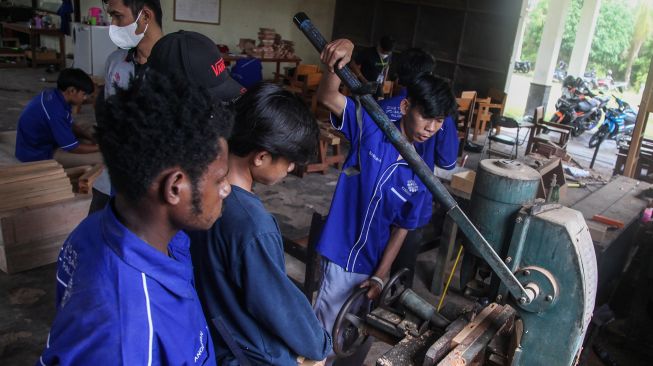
left=211, top=58, right=226, bottom=77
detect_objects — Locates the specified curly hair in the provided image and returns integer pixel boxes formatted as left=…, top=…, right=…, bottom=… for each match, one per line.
left=96, top=70, right=233, bottom=206
left=229, top=83, right=318, bottom=164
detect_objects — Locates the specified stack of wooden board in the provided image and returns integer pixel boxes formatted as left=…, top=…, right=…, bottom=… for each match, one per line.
left=0, top=160, right=91, bottom=273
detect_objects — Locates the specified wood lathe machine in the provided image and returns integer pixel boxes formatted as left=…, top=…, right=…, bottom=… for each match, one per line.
left=294, top=13, right=598, bottom=366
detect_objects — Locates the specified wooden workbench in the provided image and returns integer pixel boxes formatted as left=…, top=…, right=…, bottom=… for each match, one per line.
left=570, top=175, right=652, bottom=304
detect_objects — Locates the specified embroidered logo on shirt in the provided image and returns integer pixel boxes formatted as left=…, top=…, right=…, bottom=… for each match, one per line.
left=114, top=72, right=121, bottom=82
left=406, top=180, right=418, bottom=193
left=368, top=150, right=382, bottom=163
left=194, top=330, right=206, bottom=363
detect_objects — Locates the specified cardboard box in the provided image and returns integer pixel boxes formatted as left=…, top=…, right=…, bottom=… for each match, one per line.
left=451, top=170, right=476, bottom=195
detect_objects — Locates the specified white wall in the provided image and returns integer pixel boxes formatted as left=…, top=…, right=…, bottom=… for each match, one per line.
left=78, top=0, right=336, bottom=76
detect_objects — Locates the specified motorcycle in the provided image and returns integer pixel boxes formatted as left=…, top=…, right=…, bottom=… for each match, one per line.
left=550, top=77, right=610, bottom=137
left=588, top=96, right=638, bottom=148
left=514, top=60, right=531, bottom=73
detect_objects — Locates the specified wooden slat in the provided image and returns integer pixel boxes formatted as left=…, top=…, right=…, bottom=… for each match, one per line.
left=0, top=166, right=66, bottom=185
left=0, top=159, right=59, bottom=173
left=0, top=174, right=70, bottom=194
left=0, top=188, right=74, bottom=212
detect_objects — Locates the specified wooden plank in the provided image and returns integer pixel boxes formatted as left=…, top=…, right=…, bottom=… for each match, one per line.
left=0, top=159, right=59, bottom=173
left=64, top=165, right=92, bottom=178
left=0, top=167, right=66, bottom=185
left=0, top=184, right=73, bottom=206
left=0, top=188, right=75, bottom=212
left=0, top=195, right=90, bottom=246
left=0, top=174, right=70, bottom=194
left=0, top=177, right=71, bottom=196
left=452, top=303, right=499, bottom=345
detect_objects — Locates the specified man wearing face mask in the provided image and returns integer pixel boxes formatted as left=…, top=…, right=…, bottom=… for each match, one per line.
left=89, top=0, right=163, bottom=213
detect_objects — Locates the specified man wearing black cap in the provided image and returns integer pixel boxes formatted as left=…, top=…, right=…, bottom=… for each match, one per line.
left=148, top=30, right=245, bottom=103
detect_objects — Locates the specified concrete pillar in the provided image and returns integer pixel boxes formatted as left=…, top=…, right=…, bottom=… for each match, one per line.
left=525, top=0, right=572, bottom=116
left=505, top=0, right=531, bottom=93
left=567, top=0, right=602, bottom=77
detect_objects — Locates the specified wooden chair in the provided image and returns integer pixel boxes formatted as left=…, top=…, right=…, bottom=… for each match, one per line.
left=487, top=87, right=507, bottom=117
left=293, top=126, right=345, bottom=177
left=526, top=106, right=573, bottom=155
left=283, top=212, right=326, bottom=300
left=279, top=64, right=320, bottom=87
left=472, top=97, right=492, bottom=141
left=456, top=91, right=477, bottom=155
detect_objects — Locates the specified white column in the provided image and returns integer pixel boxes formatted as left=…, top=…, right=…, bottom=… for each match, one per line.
left=504, top=0, right=531, bottom=92
left=567, top=0, right=602, bottom=77
left=532, top=0, right=572, bottom=85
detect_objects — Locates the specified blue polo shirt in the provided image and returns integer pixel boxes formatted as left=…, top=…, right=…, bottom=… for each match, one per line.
left=15, top=88, right=79, bottom=162
left=379, top=88, right=459, bottom=170
left=41, top=203, right=215, bottom=366
left=316, top=97, right=435, bottom=275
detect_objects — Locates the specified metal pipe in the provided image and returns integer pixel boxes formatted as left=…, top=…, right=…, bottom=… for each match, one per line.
left=293, top=12, right=531, bottom=303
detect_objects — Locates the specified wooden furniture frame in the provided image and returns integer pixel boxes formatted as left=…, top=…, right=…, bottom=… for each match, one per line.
left=526, top=106, right=572, bottom=154
left=283, top=212, right=325, bottom=300
left=1, top=21, right=65, bottom=69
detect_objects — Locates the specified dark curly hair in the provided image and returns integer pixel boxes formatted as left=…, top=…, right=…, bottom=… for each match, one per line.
left=229, top=83, right=318, bottom=164
left=96, top=70, right=233, bottom=207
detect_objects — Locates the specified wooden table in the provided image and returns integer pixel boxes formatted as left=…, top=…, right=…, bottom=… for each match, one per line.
left=223, top=54, right=302, bottom=82
left=1, top=22, right=66, bottom=69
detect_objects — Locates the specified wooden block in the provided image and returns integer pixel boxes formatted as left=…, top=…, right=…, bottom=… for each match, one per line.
left=0, top=195, right=91, bottom=273
left=452, top=303, right=498, bottom=346
left=78, top=164, right=104, bottom=194
left=0, top=159, right=60, bottom=174
left=592, top=214, right=625, bottom=229
left=0, top=195, right=90, bottom=246
left=587, top=220, right=607, bottom=244
left=451, top=170, right=476, bottom=195
left=0, top=233, right=69, bottom=274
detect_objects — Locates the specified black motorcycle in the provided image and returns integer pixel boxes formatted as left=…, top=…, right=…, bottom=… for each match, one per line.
left=550, top=77, right=609, bottom=137
left=514, top=60, right=531, bottom=73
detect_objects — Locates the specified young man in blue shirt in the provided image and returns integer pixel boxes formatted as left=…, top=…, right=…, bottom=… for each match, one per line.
left=15, top=68, right=101, bottom=167
left=313, top=39, right=457, bottom=365
left=39, top=71, right=234, bottom=365
left=379, top=48, right=459, bottom=288
left=188, top=83, right=331, bottom=365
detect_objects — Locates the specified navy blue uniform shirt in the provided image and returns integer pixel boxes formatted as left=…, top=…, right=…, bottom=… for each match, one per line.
left=189, top=186, right=332, bottom=365
left=316, top=97, right=436, bottom=275
left=42, top=203, right=215, bottom=366
left=15, top=88, right=78, bottom=162
left=378, top=88, right=459, bottom=170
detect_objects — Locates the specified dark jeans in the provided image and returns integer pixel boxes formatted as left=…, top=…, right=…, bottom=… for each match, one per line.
left=88, top=188, right=110, bottom=215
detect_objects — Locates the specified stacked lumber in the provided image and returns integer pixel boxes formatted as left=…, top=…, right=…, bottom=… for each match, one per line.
left=239, top=28, right=295, bottom=59
left=0, top=160, right=91, bottom=273
left=0, top=160, right=74, bottom=211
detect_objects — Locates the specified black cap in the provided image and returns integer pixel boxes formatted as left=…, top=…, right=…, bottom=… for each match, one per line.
left=148, top=30, right=245, bottom=102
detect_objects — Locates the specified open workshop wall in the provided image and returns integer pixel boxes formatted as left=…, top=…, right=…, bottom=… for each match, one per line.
left=331, top=0, right=521, bottom=96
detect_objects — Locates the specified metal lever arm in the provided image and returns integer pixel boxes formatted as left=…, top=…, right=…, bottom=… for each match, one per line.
left=293, top=12, right=532, bottom=304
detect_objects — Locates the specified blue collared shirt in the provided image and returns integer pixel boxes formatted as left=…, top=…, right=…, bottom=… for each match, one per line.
left=40, top=203, right=215, bottom=366
left=378, top=88, right=459, bottom=170
left=15, top=88, right=78, bottom=162
left=316, top=97, right=435, bottom=275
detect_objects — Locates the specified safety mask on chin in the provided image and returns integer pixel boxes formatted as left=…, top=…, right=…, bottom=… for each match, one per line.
left=109, top=10, right=148, bottom=49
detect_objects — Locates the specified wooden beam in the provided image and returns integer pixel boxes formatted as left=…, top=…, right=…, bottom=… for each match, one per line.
left=623, top=54, right=653, bottom=177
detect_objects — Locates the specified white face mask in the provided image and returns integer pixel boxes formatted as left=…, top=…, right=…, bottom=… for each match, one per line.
left=109, top=10, right=148, bottom=49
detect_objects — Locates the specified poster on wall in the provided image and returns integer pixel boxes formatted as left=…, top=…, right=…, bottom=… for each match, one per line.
left=174, top=0, right=220, bottom=25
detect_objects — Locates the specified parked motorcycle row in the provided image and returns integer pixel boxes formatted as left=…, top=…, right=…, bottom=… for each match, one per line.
left=549, top=75, right=637, bottom=149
